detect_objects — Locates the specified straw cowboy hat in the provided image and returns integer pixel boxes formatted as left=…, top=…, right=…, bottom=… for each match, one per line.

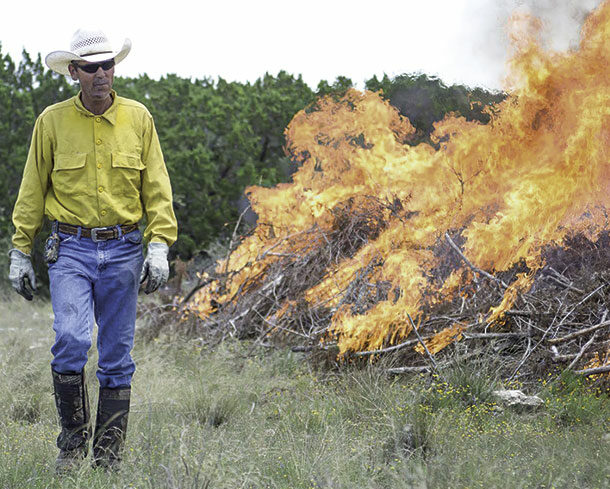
left=45, top=28, right=131, bottom=76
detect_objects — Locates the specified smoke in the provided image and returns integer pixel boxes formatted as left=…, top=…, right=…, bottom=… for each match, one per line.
left=461, top=0, right=603, bottom=90
left=511, top=0, right=602, bottom=50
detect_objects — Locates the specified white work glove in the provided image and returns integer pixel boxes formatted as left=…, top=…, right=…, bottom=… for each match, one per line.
left=140, top=242, right=169, bottom=294
left=8, top=249, right=37, bottom=301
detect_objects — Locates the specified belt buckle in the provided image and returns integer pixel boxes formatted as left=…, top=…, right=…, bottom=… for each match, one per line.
left=90, top=227, right=110, bottom=242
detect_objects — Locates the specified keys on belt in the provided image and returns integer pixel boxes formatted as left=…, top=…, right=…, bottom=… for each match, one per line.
left=57, top=223, right=138, bottom=242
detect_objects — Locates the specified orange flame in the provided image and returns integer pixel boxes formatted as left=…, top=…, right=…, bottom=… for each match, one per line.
left=186, top=1, right=610, bottom=356
left=414, top=322, right=467, bottom=356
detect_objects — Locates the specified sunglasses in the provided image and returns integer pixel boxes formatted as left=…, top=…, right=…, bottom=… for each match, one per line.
left=72, top=59, right=115, bottom=73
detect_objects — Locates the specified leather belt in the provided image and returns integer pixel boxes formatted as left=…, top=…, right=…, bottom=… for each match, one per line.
left=58, top=223, right=138, bottom=242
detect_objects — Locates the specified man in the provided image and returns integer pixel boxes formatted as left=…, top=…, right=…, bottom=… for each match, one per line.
left=8, top=28, right=178, bottom=471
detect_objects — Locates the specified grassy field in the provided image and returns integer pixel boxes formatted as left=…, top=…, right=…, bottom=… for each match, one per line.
left=0, top=297, right=608, bottom=489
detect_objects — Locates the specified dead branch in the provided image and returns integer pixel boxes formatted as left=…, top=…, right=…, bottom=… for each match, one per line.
left=505, top=310, right=537, bottom=317
left=407, top=313, right=445, bottom=381
left=566, top=333, right=597, bottom=371
left=507, top=321, right=556, bottom=383
left=574, top=364, right=610, bottom=376
left=387, top=365, right=431, bottom=374
left=462, top=332, right=529, bottom=340
left=547, top=319, right=610, bottom=345
left=353, top=338, right=421, bottom=357
left=223, top=205, right=251, bottom=275
left=567, top=284, right=607, bottom=313
left=252, top=308, right=311, bottom=339
left=546, top=267, right=585, bottom=294
left=445, top=232, right=508, bottom=288
left=551, top=339, right=610, bottom=362
left=258, top=230, right=308, bottom=260
left=180, top=276, right=216, bottom=306
left=355, top=330, right=528, bottom=358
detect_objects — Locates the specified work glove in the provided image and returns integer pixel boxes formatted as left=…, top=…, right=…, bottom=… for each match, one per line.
left=140, top=242, right=169, bottom=294
left=8, top=249, right=37, bottom=301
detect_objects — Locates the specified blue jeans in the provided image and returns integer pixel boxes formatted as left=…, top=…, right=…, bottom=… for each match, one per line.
left=48, top=227, right=143, bottom=389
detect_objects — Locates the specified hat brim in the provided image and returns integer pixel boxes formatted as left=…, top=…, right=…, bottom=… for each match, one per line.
left=45, top=38, right=131, bottom=76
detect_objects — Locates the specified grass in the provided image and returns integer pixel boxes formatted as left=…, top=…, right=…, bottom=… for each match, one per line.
left=0, top=297, right=609, bottom=488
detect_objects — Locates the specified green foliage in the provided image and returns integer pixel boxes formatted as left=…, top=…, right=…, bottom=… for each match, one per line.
left=540, top=371, right=610, bottom=426
left=0, top=44, right=505, bottom=292
left=316, top=75, right=354, bottom=98
left=366, top=73, right=505, bottom=144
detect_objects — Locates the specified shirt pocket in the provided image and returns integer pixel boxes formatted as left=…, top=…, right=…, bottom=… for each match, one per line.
left=52, top=153, right=89, bottom=196
left=111, top=152, right=145, bottom=196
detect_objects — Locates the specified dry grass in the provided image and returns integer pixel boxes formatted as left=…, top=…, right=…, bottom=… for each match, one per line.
left=0, top=297, right=609, bottom=489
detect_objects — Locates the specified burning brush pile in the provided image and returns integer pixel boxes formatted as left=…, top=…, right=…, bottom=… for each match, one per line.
left=176, top=2, right=610, bottom=382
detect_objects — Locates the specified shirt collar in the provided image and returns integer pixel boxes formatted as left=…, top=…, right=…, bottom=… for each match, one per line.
left=73, top=90, right=118, bottom=125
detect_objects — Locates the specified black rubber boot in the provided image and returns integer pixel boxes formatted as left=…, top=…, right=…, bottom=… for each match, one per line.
left=52, top=369, right=91, bottom=473
left=93, top=386, right=131, bottom=469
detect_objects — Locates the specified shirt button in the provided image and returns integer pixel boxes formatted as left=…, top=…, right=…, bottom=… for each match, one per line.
left=97, top=163, right=102, bottom=169
left=98, top=186, right=104, bottom=193
left=101, top=210, right=107, bottom=216
left=95, top=117, right=101, bottom=123
left=96, top=139, right=102, bottom=145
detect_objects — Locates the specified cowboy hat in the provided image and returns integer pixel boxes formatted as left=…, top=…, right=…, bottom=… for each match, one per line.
left=45, top=28, right=131, bottom=76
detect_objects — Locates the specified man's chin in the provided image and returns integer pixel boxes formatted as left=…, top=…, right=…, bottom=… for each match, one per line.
left=91, top=89, right=111, bottom=100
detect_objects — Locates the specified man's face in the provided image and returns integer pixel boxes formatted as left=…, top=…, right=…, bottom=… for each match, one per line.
left=68, top=59, right=115, bottom=103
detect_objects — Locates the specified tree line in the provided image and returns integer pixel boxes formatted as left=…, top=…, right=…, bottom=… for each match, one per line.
left=0, top=44, right=504, bottom=289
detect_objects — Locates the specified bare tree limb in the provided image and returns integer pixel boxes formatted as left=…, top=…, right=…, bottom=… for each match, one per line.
left=548, top=320, right=610, bottom=345
left=507, top=320, right=556, bottom=383
left=387, top=365, right=431, bottom=374
left=445, top=232, right=508, bottom=288
left=223, top=205, right=251, bottom=275
left=551, top=339, right=610, bottom=362
left=355, top=330, right=527, bottom=358
left=546, top=267, right=585, bottom=294
left=407, top=313, right=445, bottom=381
left=574, top=364, right=610, bottom=376
left=353, top=338, right=421, bottom=357
left=566, top=333, right=597, bottom=371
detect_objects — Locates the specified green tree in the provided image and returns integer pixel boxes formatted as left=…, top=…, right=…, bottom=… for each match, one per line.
left=366, top=73, right=505, bottom=144
left=0, top=47, right=33, bottom=239
left=248, top=71, right=315, bottom=183
left=316, top=75, right=354, bottom=98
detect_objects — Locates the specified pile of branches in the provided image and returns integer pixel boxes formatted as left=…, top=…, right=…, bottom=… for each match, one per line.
left=166, top=201, right=610, bottom=384
left=367, top=231, right=610, bottom=384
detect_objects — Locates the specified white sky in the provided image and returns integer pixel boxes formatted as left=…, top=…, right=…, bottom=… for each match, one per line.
left=0, top=0, right=602, bottom=91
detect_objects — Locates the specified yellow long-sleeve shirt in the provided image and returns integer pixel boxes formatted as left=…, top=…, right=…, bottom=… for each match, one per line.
left=11, top=91, right=177, bottom=254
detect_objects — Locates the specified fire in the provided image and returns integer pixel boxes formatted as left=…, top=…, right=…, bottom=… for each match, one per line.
left=185, top=1, right=610, bottom=358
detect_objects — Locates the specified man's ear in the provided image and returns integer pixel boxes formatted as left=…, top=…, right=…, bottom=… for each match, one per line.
left=67, top=64, right=79, bottom=81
